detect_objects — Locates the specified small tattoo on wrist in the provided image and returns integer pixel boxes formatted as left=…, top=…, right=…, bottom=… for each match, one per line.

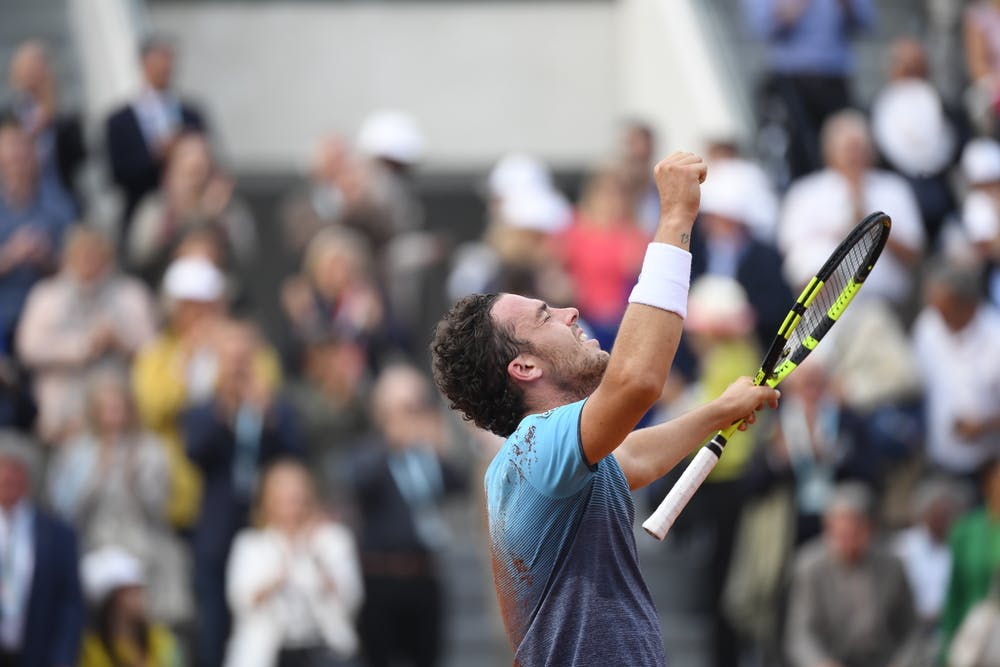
left=680, top=232, right=690, bottom=245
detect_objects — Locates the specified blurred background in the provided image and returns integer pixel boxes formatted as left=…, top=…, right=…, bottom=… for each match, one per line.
left=0, top=0, right=999, bottom=666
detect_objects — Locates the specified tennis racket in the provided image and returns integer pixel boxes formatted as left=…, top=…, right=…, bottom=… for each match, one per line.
left=642, top=211, right=892, bottom=540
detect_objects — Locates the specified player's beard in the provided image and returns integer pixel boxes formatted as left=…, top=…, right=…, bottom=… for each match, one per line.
left=547, top=345, right=610, bottom=401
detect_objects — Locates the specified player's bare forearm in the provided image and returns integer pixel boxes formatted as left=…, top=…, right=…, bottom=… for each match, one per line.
left=615, top=378, right=780, bottom=490
left=580, top=153, right=706, bottom=466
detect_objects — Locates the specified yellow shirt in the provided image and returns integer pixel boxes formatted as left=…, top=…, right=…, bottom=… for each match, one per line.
left=79, top=625, right=182, bottom=667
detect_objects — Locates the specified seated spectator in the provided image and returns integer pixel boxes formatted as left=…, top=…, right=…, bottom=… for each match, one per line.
left=17, top=226, right=156, bottom=444
left=0, top=115, right=75, bottom=351
left=185, top=317, right=303, bottom=667
left=280, top=227, right=386, bottom=370
left=79, top=546, right=184, bottom=667
left=105, top=35, right=206, bottom=245
left=871, top=38, right=958, bottom=245
left=617, top=119, right=660, bottom=234
left=557, top=164, right=647, bottom=348
left=942, top=456, right=1000, bottom=655
left=692, top=159, right=791, bottom=349
left=0, top=430, right=83, bottom=665
left=47, top=371, right=191, bottom=627
left=784, top=482, right=918, bottom=667
left=285, top=330, right=371, bottom=507
left=913, top=259, right=1000, bottom=478
left=7, top=40, right=86, bottom=211
left=352, top=365, right=467, bottom=667
left=225, top=459, right=363, bottom=667
left=705, top=139, right=780, bottom=243
left=128, top=132, right=255, bottom=286
left=959, top=137, right=1000, bottom=307
left=778, top=110, right=925, bottom=309
left=132, top=256, right=232, bottom=531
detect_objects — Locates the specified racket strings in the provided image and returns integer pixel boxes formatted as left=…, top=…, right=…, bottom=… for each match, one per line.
left=785, top=225, right=882, bottom=356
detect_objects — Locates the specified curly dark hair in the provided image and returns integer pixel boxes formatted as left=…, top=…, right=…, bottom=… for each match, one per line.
left=431, top=293, right=529, bottom=437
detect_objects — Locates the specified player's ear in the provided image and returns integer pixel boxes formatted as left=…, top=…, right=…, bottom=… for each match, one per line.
left=508, top=354, right=542, bottom=384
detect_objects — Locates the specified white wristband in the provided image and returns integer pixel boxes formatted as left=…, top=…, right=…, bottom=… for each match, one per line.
left=628, top=243, right=692, bottom=318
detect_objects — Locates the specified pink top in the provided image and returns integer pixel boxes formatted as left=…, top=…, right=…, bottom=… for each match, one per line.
left=558, top=215, right=648, bottom=324
left=967, top=2, right=1000, bottom=76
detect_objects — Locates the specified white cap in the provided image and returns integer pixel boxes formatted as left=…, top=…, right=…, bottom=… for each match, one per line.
left=357, top=110, right=425, bottom=165
left=487, top=153, right=554, bottom=199
left=962, top=137, right=1000, bottom=185
left=499, top=185, right=571, bottom=234
left=81, top=546, right=145, bottom=605
left=872, top=80, right=954, bottom=177
left=684, top=275, right=755, bottom=336
left=162, top=256, right=225, bottom=302
left=700, top=159, right=778, bottom=240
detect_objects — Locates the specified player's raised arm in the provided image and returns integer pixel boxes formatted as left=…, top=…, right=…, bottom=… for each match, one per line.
left=579, top=152, right=706, bottom=467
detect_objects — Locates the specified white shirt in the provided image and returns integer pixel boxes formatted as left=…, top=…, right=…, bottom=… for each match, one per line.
left=0, top=502, right=34, bottom=650
left=778, top=169, right=926, bottom=305
left=893, top=526, right=951, bottom=620
left=912, top=304, right=1000, bottom=473
left=131, top=87, right=182, bottom=149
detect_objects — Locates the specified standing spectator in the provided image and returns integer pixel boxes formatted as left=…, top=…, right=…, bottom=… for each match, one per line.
left=557, top=165, right=648, bottom=349
left=742, top=0, right=876, bottom=184
left=942, top=456, right=1000, bottom=654
left=959, top=137, right=1000, bottom=307
left=618, top=120, right=660, bottom=234
left=353, top=365, right=467, bottom=667
left=778, top=110, right=925, bottom=309
left=225, top=460, right=363, bottom=667
left=0, top=116, right=75, bottom=352
left=17, top=226, right=156, bottom=444
left=79, top=546, right=184, bottom=667
left=105, top=35, right=206, bottom=248
left=692, top=159, right=792, bottom=349
left=963, top=0, right=1000, bottom=136
left=0, top=430, right=83, bottom=667
left=47, top=371, right=191, bottom=628
left=871, top=38, right=958, bottom=245
left=128, top=132, right=255, bottom=286
left=7, top=41, right=86, bottom=211
left=185, top=318, right=304, bottom=667
left=784, top=483, right=918, bottom=667
left=912, top=260, right=1000, bottom=477
left=131, top=256, right=231, bottom=530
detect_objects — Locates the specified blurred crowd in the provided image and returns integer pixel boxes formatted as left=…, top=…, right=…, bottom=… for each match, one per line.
left=0, top=1, right=999, bottom=666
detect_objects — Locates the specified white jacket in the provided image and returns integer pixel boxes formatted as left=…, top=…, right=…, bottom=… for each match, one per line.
left=223, top=523, right=363, bottom=667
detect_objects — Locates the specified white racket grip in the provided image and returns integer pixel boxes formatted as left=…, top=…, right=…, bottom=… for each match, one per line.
left=642, top=446, right=720, bottom=540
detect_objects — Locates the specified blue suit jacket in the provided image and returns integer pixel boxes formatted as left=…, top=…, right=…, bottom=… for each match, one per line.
left=20, top=508, right=83, bottom=667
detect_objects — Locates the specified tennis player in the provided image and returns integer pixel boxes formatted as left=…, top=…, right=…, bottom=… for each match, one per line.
left=431, top=152, right=780, bottom=665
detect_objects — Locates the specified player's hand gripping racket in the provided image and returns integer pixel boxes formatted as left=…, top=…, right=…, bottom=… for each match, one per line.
left=642, top=211, right=892, bottom=540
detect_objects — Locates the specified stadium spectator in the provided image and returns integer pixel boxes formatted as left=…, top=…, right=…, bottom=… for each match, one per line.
left=105, top=35, right=207, bottom=248
left=778, top=110, right=925, bottom=309
left=742, top=0, right=877, bottom=184
left=942, top=456, right=1000, bottom=656
left=224, top=459, right=363, bottom=667
left=131, top=256, right=231, bottom=530
left=7, top=40, right=86, bottom=211
left=784, top=482, right=918, bottom=667
left=618, top=119, right=660, bottom=234
left=352, top=365, right=467, bottom=667
left=691, top=159, right=791, bottom=349
left=0, top=115, right=75, bottom=352
left=128, top=132, right=255, bottom=286
left=280, top=227, right=386, bottom=371
left=959, top=137, right=1000, bottom=307
left=871, top=38, right=958, bottom=245
left=79, top=545, right=185, bottom=667
left=912, top=259, right=1000, bottom=477
left=704, top=139, right=780, bottom=242
left=285, top=330, right=371, bottom=507
left=47, top=371, right=191, bottom=628
left=0, top=430, right=83, bottom=666
left=557, top=165, right=647, bottom=348
left=963, top=0, right=1000, bottom=136
left=16, top=226, right=156, bottom=444
left=184, top=317, right=304, bottom=667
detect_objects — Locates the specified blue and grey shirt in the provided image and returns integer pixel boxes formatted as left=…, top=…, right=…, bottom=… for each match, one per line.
left=485, top=399, right=665, bottom=666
